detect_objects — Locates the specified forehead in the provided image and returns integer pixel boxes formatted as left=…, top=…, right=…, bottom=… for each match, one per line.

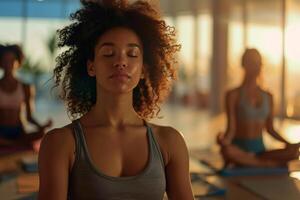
left=0, top=51, right=17, bottom=61
left=96, top=27, right=142, bottom=47
left=245, top=52, right=262, bottom=63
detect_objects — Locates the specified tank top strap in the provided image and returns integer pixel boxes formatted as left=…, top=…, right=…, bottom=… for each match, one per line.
left=71, top=120, right=84, bottom=163
left=239, top=87, right=247, bottom=101
left=143, top=120, right=165, bottom=169
left=261, top=89, right=269, bottom=102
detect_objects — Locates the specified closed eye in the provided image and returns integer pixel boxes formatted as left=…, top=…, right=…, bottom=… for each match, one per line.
left=128, top=54, right=138, bottom=57
left=102, top=53, right=114, bottom=57
left=127, top=49, right=140, bottom=58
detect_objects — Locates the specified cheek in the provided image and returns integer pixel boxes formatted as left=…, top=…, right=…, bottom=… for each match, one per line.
left=93, top=61, right=109, bottom=74
left=94, top=68, right=107, bottom=84
left=131, top=64, right=142, bottom=74
left=130, top=58, right=143, bottom=73
left=130, top=64, right=143, bottom=82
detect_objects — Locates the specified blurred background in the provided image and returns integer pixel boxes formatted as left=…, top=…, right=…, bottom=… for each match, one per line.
left=0, top=0, right=300, bottom=151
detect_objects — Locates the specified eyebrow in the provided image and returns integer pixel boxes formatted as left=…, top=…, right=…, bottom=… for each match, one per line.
left=98, top=42, right=141, bottom=50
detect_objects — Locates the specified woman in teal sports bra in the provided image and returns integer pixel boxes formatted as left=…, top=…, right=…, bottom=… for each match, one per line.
left=38, top=1, right=194, bottom=199
left=217, top=48, right=300, bottom=167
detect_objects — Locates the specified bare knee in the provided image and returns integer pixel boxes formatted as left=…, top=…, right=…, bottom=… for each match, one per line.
left=221, top=145, right=242, bottom=161
left=286, top=144, right=300, bottom=159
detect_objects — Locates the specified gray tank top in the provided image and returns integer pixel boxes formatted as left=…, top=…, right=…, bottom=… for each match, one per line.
left=68, top=120, right=166, bottom=200
left=237, top=88, right=270, bottom=121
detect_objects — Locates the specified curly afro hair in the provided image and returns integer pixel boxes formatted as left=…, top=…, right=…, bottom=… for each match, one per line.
left=54, top=0, right=180, bottom=120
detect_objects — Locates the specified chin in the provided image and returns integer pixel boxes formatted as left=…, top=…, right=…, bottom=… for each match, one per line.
left=106, top=85, right=136, bottom=95
left=99, top=80, right=139, bottom=95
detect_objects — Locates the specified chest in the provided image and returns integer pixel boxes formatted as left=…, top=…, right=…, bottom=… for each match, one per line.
left=0, top=82, right=24, bottom=109
left=0, top=81, right=19, bottom=92
left=243, top=91, right=264, bottom=107
left=68, top=122, right=167, bottom=199
left=80, top=127, right=150, bottom=177
left=237, top=90, right=270, bottom=121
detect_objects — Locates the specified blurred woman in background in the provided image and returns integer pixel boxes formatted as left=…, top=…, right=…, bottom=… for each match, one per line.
left=218, top=48, right=300, bottom=167
left=0, top=44, right=52, bottom=150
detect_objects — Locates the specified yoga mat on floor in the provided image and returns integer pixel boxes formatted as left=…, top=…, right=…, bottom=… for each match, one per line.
left=0, top=171, right=18, bottom=182
left=20, top=156, right=38, bottom=173
left=220, top=167, right=288, bottom=177
left=17, top=193, right=37, bottom=200
left=238, top=176, right=300, bottom=200
left=0, top=179, right=34, bottom=200
left=199, top=159, right=289, bottom=177
left=17, top=174, right=39, bottom=194
left=190, top=173, right=226, bottom=197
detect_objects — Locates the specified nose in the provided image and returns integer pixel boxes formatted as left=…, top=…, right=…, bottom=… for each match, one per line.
left=113, top=53, right=127, bottom=70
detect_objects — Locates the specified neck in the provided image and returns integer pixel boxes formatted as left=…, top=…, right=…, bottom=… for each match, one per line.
left=243, top=76, right=259, bottom=89
left=3, top=71, right=16, bottom=81
left=87, top=90, right=141, bottom=128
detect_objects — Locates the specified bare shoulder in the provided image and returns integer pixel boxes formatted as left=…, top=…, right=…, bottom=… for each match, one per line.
left=21, top=82, right=34, bottom=96
left=42, top=124, right=74, bottom=144
left=21, top=82, right=32, bottom=90
left=261, top=89, right=273, bottom=98
left=40, top=124, right=75, bottom=157
left=226, top=87, right=240, bottom=99
left=38, top=124, right=74, bottom=198
left=147, top=123, right=187, bottom=164
left=148, top=123, right=184, bottom=142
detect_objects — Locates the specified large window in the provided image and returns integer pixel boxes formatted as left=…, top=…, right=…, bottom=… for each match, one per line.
left=164, top=12, right=212, bottom=107
left=177, top=15, right=195, bottom=82
left=286, top=0, right=300, bottom=118
left=0, top=18, right=22, bottom=44
left=0, top=0, right=80, bottom=72
left=228, top=1, right=245, bottom=89
left=197, top=14, right=212, bottom=93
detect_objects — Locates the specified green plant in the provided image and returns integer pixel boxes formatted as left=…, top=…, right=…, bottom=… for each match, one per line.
left=20, top=58, right=44, bottom=76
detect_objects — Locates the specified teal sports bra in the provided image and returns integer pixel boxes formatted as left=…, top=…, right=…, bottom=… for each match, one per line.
left=237, top=88, right=270, bottom=122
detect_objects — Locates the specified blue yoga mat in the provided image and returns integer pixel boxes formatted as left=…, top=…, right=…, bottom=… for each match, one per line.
left=190, top=173, right=226, bottom=197
left=0, top=171, right=18, bottom=182
left=21, top=157, right=38, bottom=173
left=21, top=162, right=38, bottom=173
left=220, top=167, right=289, bottom=177
left=199, top=159, right=289, bottom=176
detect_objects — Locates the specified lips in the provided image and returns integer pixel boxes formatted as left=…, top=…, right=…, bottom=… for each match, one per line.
left=109, top=73, right=131, bottom=80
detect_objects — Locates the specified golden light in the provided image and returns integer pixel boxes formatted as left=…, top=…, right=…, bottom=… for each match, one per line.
left=248, top=25, right=282, bottom=66
left=290, top=172, right=300, bottom=181
left=285, top=23, right=300, bottom=70
left=177, top=15, right=195, bottom=75
left=283, top=125, right=300, bottom=144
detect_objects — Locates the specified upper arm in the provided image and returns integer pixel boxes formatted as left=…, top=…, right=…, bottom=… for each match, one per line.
left=38, top=127, right=74, bottom=200
left=23, top=84, right=35, bottom=118
left=162, top=127, right=194, bottom=200
left=224, top=89, right=238, bottom=137
left=265, top=93, right=275, bottom=132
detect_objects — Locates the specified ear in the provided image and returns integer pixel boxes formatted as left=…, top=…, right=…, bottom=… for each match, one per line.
left=140, top=64, right=146, bottom=79
left=87, top=60, right=96, bottom=77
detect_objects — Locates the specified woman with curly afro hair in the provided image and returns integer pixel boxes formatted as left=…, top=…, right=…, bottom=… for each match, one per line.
left=38, top=0, right=194, bottom=199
